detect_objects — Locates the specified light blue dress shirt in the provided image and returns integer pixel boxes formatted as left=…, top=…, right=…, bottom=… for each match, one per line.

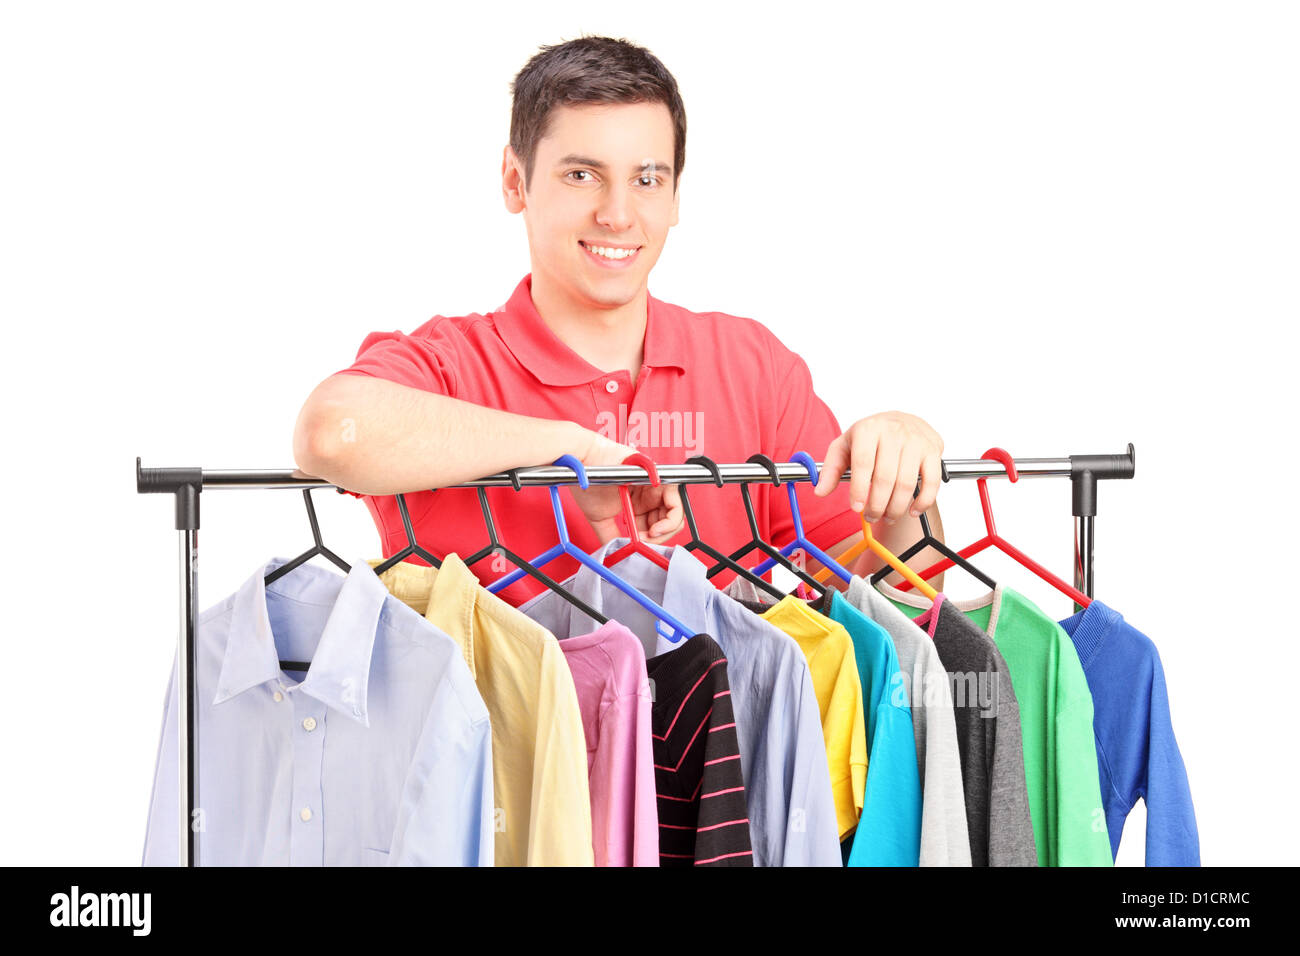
left=517, top=538, right=843, bottom=867
left=143, top=556, right=494, bottom=866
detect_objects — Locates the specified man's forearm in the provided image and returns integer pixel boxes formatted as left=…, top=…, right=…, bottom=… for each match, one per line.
left=292, top=373, right=592, bottom=495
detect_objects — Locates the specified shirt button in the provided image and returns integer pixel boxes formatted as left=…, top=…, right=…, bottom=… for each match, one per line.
left=302, top=717, right=317, bottom=732
left=272, top=691, right=283, bottom=703
left=300, top=807, right=312, bottom=822
left=605, top=379, right=619, bottom=393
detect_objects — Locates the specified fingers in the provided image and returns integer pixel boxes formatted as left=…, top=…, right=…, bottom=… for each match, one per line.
left=884, top=443, right=923, bottom=523
left=914, top=450, right=942, bottom=516
left=632, top=483, right=685, bottom=544
left=861, top=432, right=900, bottom=523
left=815, top=433, right=850, bottom=497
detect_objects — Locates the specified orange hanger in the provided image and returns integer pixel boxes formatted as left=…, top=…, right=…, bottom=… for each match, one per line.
left=813, top=512, right=938, bottom=601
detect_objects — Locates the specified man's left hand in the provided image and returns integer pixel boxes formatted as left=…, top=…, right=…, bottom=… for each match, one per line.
left=813, top=410, right=944, bottom=525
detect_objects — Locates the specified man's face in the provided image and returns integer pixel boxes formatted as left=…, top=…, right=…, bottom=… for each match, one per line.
left=504, top=101, right=680, bottom=310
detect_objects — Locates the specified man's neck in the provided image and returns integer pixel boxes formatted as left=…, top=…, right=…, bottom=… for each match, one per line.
left=530, top=271, right=647, bottom=379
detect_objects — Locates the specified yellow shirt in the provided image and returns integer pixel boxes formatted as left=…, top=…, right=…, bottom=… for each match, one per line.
left=372, top=554, right=594, bottom=866
left=759, top=596, right=867, bottom=840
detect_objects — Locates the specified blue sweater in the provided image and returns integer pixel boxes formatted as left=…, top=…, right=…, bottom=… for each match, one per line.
left=1058, top=599, right=1199, bottom=865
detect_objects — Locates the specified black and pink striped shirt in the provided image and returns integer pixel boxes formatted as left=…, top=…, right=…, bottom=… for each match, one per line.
left=645, top=633, right=753, bottom=867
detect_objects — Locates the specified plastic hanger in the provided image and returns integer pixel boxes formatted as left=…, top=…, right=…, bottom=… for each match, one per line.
left=373, top=493, right=442, bottom=574
left=749, top=452, right=853, bottom=584
left=461, top=471, right=611, bottom=627
left=814, top=511, right=939, bottom=601
left=265, top=488, right=351, bottom=587
left=679, top=455, right=785, bottom=601
left=871, top=503, right=997, bottom=593
left=704, top=453, right=827, bottom=597
left=265, top=488, right=351, bottom=672
left=899, top=447, right=1092, bottom=608
left=485, top=455, right=694, bottom=644
left=603, top=453, right=671, bottom=570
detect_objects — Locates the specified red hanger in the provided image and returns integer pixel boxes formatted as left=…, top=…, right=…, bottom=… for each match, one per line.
left=603, top=452, right=672, bottom=571
left=901, top=447, right=1092, bottom=608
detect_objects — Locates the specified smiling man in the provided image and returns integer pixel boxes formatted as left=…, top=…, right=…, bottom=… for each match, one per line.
left=293, top=35, right=947, bottom=605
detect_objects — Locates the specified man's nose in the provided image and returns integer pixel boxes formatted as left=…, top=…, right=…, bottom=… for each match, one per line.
left=595, top=184, right=634, bottom=232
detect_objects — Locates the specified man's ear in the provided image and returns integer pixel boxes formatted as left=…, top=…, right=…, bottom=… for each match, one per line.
left=502, top=145, right=526, bottom=213
left=670, top=172, right=681, bottom=227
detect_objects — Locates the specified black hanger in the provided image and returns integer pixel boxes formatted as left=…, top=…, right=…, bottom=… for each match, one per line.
left=266, top=488, right=351, bottom=672
left=461, top=470, right=610, bottom=630
left=870, top=487, right=997, bottom=592
left=680, top=455, right=784, bottom=601
left=704, top=454, right=827, bottom=597
left=373, top=493, right=442, bottom=575
left=266, top=488, right=350, bottom=586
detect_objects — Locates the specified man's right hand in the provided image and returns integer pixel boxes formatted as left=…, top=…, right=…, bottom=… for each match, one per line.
left=570, top=429, right=685, bottom=547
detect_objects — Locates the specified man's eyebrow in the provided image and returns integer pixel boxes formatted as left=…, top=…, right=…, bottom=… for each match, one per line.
left=556, top=154, right=674, bottom=177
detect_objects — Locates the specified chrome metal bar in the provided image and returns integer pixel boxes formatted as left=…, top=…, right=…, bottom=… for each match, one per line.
left=194, top=456, right=1056, bottom=490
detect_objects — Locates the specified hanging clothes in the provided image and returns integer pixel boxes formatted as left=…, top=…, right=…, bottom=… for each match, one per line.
left=557, top=620, right=660, bottom=867
left=143, top=557, right=495, bottom=866
left=730, top=595, right=869, bottom=844
left=371, top=553, right=594, bottom=867
left=518, top=537, right=842, bottom=866
left=1059, top=599, right=1200, bottom=865
left=877, top=580, right=1113, bottom=866
left=805, top=588, right=923, bottom=868
left=844, top=576, right=972, bottom=866
left=878, top=579, right=1112, bottom=866
left=887, top=589, right=1038, bottom=866
left=644, top=632, right=754, bottom=866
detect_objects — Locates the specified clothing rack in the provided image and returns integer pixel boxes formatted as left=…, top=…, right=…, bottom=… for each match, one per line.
left=134, top=443, right=1136, bottom=866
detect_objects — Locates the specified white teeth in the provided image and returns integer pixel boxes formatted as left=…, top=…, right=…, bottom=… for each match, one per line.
left=584, top=242, right=636, bottom=260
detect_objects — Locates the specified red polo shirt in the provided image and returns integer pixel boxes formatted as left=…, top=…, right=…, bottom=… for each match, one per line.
left=333, top=273, right=861, bottom=606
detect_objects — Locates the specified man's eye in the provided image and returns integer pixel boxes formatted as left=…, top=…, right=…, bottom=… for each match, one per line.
left=568, top=170, right=594, bottom=183
left=638, top=175, right=660, bottom=188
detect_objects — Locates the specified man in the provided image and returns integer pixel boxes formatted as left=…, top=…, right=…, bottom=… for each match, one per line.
left=293, top=35, right=947, bottom=605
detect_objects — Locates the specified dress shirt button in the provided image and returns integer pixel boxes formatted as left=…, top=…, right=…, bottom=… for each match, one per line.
left=300, top=807, right=312, bottom=822
left=605, top=379, right=619, bottom=393
left=272, top=691, right=283, bottom=703
left=302, top=716, right=317, bottom=732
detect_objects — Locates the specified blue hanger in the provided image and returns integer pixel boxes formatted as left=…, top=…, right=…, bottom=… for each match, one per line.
left=486, top=455, right=695, bottom=644
left=750, top=452, right=853, bottom=584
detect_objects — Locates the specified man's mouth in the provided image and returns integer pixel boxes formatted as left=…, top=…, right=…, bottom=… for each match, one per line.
left=579, top=240, right=642, bottom=266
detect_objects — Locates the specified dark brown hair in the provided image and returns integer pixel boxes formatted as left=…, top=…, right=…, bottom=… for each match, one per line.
left=509, top=35, right=686, bottom=194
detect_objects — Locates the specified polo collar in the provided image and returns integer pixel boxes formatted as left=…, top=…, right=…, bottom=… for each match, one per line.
left=493, top=273, right=689, bottom=387
left=369, top=553, right=482, bottom=678
left=214, top=557, right=387, bottom=726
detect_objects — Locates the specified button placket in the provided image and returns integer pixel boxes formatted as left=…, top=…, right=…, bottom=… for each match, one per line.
left=289, top=696, right=327, bottom=866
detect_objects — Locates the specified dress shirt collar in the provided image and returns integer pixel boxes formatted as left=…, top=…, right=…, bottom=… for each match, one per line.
left=214, top=556, right=388, bottom=726
left=369, top=553, right=483, bottom=679
left=493, top=273, right=689, bottom=387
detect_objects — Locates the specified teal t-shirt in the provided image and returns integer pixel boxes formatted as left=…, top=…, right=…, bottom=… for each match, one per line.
left=821, top=589, right=922, bottom=867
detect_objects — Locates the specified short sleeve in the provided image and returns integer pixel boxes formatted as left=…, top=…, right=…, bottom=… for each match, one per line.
left=765, top=339, right=861, bottom=553
left=331, top=322, right=462, bottom=500
left=334, top=323, right=460, bottom=397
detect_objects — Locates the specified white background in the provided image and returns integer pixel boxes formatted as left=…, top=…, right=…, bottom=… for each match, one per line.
left=2, top=1, right=1296, bottom=866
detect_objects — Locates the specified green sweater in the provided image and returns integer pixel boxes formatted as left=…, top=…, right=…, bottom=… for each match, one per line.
left=876, top=580, right=1113, bottom=866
